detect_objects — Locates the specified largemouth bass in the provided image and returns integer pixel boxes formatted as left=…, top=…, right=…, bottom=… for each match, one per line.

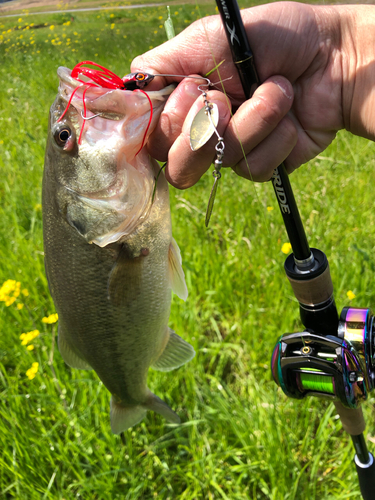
left=42, top=66, right=195, bottom=434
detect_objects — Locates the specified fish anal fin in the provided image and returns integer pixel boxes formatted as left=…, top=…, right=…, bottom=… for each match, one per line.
left=110, top=392, right=180, bottom=434
left=58, top=325, right=92, bottom=370
left=152, top=328, right=195, bottom=372
left=168, top=237, right=188, bottom=301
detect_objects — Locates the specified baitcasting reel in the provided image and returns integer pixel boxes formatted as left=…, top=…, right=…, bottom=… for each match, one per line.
left=272, top=307, right=375, bottom=409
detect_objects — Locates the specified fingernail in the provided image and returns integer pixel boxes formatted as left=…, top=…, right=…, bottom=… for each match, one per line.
left=182, top=80, right=202, bottom=98
left=272, top=77, right=293, bottom=100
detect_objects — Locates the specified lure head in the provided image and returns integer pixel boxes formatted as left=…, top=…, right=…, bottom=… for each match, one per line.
left=122, top=72, right=155, bottom=90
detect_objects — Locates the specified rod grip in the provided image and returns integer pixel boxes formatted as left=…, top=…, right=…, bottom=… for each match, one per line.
left=355, top=453, right=375, bottom=500
left=286, top=263, right=333, bottom=305
left=334, top=402, right=366, bottom=435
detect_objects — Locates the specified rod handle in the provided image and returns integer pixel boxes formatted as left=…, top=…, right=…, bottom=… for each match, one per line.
left=355, top=453, right=375, bottom=500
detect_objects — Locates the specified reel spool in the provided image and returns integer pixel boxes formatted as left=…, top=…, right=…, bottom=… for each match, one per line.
left=271, top=307, right=375, bottom=408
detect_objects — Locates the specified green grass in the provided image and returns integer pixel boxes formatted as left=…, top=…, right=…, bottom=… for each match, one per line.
left=1, top=2, right=375, bottom=499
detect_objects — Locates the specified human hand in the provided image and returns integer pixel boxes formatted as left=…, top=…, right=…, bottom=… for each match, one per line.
left=131, top=2, right=375, bottom=188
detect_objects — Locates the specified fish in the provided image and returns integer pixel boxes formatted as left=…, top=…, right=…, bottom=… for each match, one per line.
left=42, top=66, right=195, bottom=434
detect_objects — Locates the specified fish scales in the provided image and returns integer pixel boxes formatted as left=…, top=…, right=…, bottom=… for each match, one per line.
left=43, top=66, right=195, bottom=433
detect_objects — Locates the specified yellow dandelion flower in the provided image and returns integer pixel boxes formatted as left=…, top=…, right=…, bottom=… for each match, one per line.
left=42, top=313, right=58, bottom=324
left=0, top=280, right=22, bottom=306
left=347, top=290, right=356, bottom=301
left=267, top=206, right=274, bottom=212
left=22, top=289, right=29, bottom=297
left=27, top=345, right=34, bottom=351
left=111, top=24, right=115, bottom=29
left=158, top=15, right=163, bottom=19
left=49, top=25, right=55, bottom=30
left=281, top=242, right=292, bottom=254
left=26, top=362, right=39, bottom=380
left=17, top=303, right=24, bottom=310
left=20, top=330, right=40, bottom=346
left=18, top=18, right=22, bottom=22
left=5, top=297, right=16, bottom=307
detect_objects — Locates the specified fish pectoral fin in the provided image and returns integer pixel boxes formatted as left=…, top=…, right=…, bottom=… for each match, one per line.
left=152, top=328, right=195, bottom=372
left=108, top=244, right=141, bottom=306
left=168, top=237, right=188, bottom=301
left=58, top=326, right=92, bottom=370
left=110, top=392, right=180, bottom=434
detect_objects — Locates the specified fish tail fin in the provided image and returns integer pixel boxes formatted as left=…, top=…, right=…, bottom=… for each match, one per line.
left=110, top=392, right=180, bottom=434
left=110, top=397, right=147, bottom=434
left=145, top=390, right=181, bottom=425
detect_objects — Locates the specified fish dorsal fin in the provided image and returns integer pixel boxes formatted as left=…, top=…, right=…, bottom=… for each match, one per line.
left=152, top=328, right=195, bottom=372
left=168, top=238, right=188, bottom=301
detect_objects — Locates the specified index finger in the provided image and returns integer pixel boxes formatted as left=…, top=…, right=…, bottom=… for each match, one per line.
left=130, top=17, right=237, bottom=92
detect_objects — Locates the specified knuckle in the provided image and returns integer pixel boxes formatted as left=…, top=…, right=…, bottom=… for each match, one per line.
left=253, top=94, right=285, bottom=128
left=278, top=116, right=298, bottom=145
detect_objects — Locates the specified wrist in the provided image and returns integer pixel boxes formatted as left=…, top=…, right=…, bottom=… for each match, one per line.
left=334, top=5, right=375, bottom=140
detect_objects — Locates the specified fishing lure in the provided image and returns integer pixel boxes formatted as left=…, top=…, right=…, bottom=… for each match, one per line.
left=58, top=61, right=154, bottom=149
left=58, top=61, right=225, bottom=225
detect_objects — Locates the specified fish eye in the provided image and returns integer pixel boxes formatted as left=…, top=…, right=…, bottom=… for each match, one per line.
left=136, top=73, right=146, bottom=81
left=53, top=125, right=73, bottom=147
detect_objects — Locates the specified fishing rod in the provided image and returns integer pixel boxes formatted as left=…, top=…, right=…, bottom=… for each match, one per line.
left=214, top=0, right=375, bottom=497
